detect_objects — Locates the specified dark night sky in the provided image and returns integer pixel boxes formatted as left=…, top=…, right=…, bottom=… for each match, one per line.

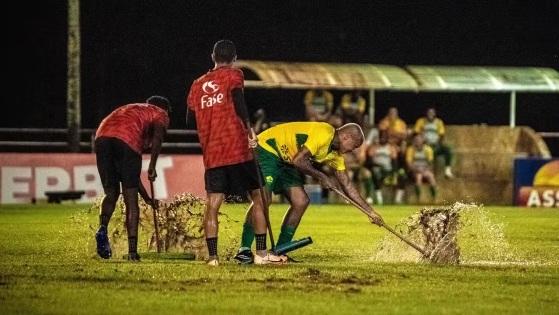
left=2, top=0, right=558, bottom=147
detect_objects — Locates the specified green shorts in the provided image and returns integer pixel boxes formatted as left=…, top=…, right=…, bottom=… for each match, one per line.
left=256, top=146, right=305, bottom=194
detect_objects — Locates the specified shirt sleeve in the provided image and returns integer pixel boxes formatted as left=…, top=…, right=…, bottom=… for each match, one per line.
left=437, top=119, right=446, bottom=135
left=414, top=118, right=424, bottom=134
left=358, top=97, right=366, bottom=113
left=187, top=83, right=196, bottom=111
left=326, top=92, right=334, bottom=110
left=405, top=147, right=413, bottom=166
left=426, top=146, right=434, bottom=162
left=325, top=154, right=346, bottom=171
left=304, top=90, right=313, bottom=106
left=230, top=69, right=244, bottom=90
left=154, top=110, right=170, bottom=128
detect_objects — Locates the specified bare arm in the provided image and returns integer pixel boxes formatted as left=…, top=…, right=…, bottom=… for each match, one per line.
left=335, top=170, right=372, bottom=212
left=335, top=170, right=384, bottom=225
left=292, top=147, right=336, bottom=188
left=138, top=181, right=153, bottom=205
left=148, top=123, right=166, bottom=181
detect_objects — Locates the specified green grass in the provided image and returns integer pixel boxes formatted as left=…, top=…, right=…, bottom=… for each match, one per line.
left=0, top=203, right=558, bottom=314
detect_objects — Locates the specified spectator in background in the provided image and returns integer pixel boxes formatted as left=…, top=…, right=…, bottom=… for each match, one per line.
left=304, top=88, right=334, bottom=122
left=338, top=90, right=367, bottom=126
left=362, top=131, right=406, bottom=205
left=378, top=107, right=408, bottom=148
left=405, top=133, right=437, bottom=204
left=252, top=108, right=271, bottom=134
left=328, top=113, right=344, bottom=128
left=414, top=107, right=455, bottom=178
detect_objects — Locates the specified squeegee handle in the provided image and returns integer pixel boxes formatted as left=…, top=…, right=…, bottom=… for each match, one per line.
left=330, top=187, right=427, bottom=256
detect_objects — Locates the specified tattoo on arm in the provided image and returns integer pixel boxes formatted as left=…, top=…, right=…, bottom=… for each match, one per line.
left=292, top=147, right=329, bottom=181
left=336, top=170, right=373, bottom=212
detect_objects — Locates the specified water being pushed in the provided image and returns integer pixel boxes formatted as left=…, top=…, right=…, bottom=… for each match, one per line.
left=371, top=202, right=515, bottom=265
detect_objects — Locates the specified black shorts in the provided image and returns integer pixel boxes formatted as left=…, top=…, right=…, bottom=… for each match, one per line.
left=205, top=160, right=263, bottom=194
left=95, top=137, right=142, bottom=192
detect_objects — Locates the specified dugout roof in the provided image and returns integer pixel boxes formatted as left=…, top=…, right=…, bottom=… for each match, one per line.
left=236, top=60, right=418, bottom=91
left=237, top=60, right=559, bottom=92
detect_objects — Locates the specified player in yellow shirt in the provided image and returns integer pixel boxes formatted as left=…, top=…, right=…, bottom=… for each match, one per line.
left=234, top=121, right=384, bottom=264
left=405, top=133, right=437, bottom=203
left=414, top=107, right=455, bottom=178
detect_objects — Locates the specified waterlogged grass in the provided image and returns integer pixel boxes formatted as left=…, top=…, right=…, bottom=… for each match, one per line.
left=0, top=203, right=558, bottom=314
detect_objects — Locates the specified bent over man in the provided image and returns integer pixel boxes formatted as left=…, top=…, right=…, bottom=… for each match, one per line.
left=94, top=95, right=170, bottom=262
left=234, top=121, right=384, bottom=264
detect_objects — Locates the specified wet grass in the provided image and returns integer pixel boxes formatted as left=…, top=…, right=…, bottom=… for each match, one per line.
left=0, top=203, right=558, bottom=314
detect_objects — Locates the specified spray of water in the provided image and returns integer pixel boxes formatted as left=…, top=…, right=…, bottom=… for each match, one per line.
left=72, top=193, right=239, bottom=261
left=371, top=202, right=518, bottom=265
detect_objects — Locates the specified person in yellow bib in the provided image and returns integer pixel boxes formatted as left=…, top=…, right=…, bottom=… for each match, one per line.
left=405, top=133, right=437, bottom=203
left=234, top=121, right=384, bottom=264
left=414, top=107, right=455, bottom=178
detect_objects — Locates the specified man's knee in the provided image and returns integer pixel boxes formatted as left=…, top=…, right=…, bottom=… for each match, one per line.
left=103, top=187, right=120, bottom=203
left=293, top=193, right=310, bottom=210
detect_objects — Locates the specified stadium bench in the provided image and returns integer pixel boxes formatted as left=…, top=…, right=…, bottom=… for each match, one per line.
left=45, top=190, right=85, bottom=203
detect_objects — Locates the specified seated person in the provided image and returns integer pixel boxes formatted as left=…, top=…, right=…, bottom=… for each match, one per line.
left=414, top=107, right=455, bottom=178
left=337, top=90, right=367, bottom=126
left=378, top=106, right=408, bottom=148
left=405, top=133, right=437, bottom=204
left=304, top=89, right=334, bottom=122
left=362, top=131, right=406, bottom=205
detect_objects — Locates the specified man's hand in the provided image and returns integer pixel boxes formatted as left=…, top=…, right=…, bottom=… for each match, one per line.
left=320, top=175, right=337, bottom=190
left=248, top=128, right=258, bottom=149
left=151, top=198, right=161, bottom=209
left=368, top=211, right=384, bottom=226
left=148, top=166, right=157, bottom=181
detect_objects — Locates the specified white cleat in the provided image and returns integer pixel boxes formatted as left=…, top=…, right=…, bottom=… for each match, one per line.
left=254, top=252, right=285, bottom=265
left=207, top=259, right=219, bottom=266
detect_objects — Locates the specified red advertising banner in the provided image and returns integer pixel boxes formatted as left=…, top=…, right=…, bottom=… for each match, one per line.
left=0, top=153, right=205, bottom=204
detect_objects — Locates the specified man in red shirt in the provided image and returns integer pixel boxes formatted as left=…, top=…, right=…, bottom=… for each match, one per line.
left=94, top=95, right=170, bottom=262
left=187, top=40, right=281, bottom=266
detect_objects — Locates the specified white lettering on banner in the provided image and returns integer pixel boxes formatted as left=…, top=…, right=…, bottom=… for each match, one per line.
left=74, top=165, right=103, bottom=202
left=527, top=190, right=541, bottom=207
left=35, top=167, right=71, bottom=200
left=526, top=189, right=559, bottom=207
left=1, top=167, right=31, bottom=203
left=142, top=156, right=173, bottom=199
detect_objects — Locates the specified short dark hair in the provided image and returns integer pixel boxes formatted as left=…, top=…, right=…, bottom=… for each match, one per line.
left=146, top=95, right=170, bottom=111
left=212, top=40, right=237, bottom=63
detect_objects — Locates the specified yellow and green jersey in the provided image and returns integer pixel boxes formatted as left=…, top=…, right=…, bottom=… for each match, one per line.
left=304, top=90, right=334, bottom=115
left=405, top=144, right=434, bottom=170
left=257, top=122, right=346, bottom=171
left=414, top=117, right=445, bottom=146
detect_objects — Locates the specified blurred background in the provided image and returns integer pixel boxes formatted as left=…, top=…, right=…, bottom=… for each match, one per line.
left=0, top=0, right=557, bottom=206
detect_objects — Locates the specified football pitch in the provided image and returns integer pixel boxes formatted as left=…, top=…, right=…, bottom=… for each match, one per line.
left=0, top=202, right=558, bottom=314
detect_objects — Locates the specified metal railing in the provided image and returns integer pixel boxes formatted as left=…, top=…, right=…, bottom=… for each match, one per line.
left=0, top=128, right=201, bottom=152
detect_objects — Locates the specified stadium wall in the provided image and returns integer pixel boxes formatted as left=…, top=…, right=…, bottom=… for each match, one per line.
left=0, top=154, right=205, bottom=204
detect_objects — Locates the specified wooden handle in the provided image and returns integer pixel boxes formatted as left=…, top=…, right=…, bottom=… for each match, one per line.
left=149, top=179, right=162, bottom=253
left=330, top=187, right=427, bottom=256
